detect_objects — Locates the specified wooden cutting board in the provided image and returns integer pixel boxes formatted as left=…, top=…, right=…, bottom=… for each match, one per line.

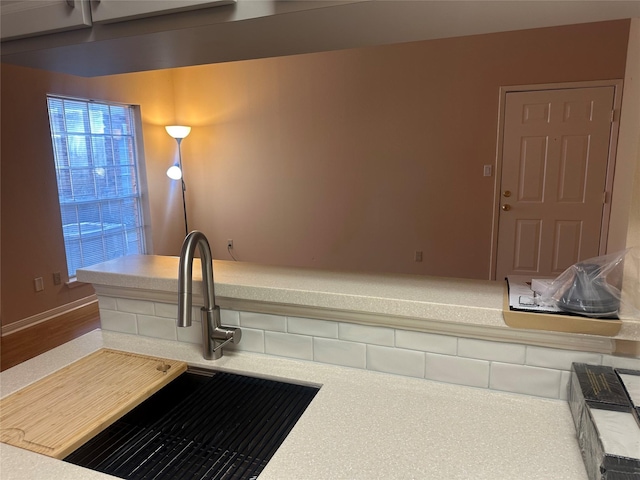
left=0, top=348, right=187, bottom=459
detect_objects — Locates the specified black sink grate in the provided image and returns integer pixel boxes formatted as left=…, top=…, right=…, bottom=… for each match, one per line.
left=65, top=371, right=319, bottom=480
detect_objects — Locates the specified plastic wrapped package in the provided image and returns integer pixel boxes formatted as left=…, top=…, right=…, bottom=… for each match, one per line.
left=619, top=370, right=640, bottom=425
left=540, top=249, right=640, bottom=319
left=568, top=363, right=640, bottom=480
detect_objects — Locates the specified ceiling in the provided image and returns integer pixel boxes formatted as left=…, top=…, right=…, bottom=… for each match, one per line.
left=1, top=0, right=639, bottom=77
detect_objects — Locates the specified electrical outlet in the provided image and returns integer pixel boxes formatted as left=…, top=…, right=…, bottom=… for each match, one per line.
left=414, top=251, right=423, bottom=262
left=53, top=272, right=62, bottom=285
left=227, top=239, right=234, bottom=249
left=34, top=277, right=44, bottom=292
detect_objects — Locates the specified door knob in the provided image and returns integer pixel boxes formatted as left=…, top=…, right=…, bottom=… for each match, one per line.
left=502, top=204, right=511, bottom=211
left=503, top=190, right=511, bottom=197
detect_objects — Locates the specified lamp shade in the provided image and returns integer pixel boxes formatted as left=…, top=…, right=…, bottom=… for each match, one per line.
left=165, top=125, right=191, bottom=139
left=166, top=164, right=182, bottom=180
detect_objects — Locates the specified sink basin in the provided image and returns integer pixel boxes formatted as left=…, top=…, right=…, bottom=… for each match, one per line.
left=64, top=367, right=320, bottom=479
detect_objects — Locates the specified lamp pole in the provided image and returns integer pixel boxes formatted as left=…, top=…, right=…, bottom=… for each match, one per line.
left=165, top=125, right=192, bottom=238
left=176, top=137, right=188, bottom=237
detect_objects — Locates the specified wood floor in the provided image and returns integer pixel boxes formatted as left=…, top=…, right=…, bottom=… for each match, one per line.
left=1, top=302, right=101, bottom=372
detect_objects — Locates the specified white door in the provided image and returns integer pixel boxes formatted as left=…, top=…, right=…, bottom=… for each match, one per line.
left=495, top=86, right=615, bottom=280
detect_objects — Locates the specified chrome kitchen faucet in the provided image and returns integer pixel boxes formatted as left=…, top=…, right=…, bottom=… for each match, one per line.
left=178, top=231, right=241, bottom=360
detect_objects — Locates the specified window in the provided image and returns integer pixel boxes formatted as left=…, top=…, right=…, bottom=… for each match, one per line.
left=47, top=96, right=147, bottom=277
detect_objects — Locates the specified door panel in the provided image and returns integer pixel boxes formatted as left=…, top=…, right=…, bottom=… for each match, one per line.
left=558, top=136, right=589, bottom=202
left=496, top=86, right=614, bottom=279
left=518, top=136, right=546, bottom=201
left=552, top=220, right=583, bottom=270
left=513, top=220, right=541, bottom=270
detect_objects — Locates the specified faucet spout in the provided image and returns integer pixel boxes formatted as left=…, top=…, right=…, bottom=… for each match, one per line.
left=178, top=231, right=216, bottom=327
left=177, top=231, right=241, bottom=359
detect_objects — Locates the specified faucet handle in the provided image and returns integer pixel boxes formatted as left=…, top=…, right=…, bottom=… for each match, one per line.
left=228, top=326, right=242, bottom=344
left=211, top=326, right=242, bottom=352
left=213, top=325, right=242, bottom=342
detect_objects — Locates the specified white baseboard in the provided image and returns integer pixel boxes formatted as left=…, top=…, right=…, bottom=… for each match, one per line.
left=1, top=295, right=98, bottom=336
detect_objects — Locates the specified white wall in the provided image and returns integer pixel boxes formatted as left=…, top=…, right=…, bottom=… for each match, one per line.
left=621, top=18, right=640, bottom=311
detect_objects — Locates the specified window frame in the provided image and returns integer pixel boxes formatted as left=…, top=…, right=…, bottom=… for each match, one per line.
left=46, top=94, right=153, bottom=279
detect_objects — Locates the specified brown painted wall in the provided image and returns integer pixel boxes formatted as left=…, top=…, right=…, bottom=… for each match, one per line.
left=2, top=66, right=90, bottom=326
left=0, top=19, right=632, bottom=328
left=170, top=20, right=630, bottom=277
left=0, top=66, right=178, bottom=326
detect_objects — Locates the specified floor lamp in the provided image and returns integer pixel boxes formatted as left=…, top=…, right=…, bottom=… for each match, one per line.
left=165, top=125, right=192, bottom=237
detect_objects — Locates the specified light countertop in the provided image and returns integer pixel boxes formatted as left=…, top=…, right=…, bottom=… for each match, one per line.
left=77, top=255, right=505, bottom=324
left=0, top=329, right=588, bottom=479
left=76, top=255, right=640, bottom=350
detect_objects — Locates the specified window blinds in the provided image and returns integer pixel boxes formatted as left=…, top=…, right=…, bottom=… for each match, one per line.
left=47, top=96, right=146, bottom=277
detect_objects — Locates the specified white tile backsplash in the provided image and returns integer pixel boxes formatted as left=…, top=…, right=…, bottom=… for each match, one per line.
left=313, top=337, right=366, bottom=369
left=340, top=323, right=394, bottom=346
left=288, top=317, right=338, bottom=338
left=97, top=295, right=117, bottom=310
left=458, top=338, right=525, bottom=364
left=176, top=320, right=203, bottom=345
left=137, top=315, right=177, bottom=341
left=221, top=309, right=240, bottom=326
left=367, top=345, right=425, bottom=378
left=602, top=355, right=640, bottom=370
left=425, top=353, right=490, bottom=388
left=490, top=363, right=562, bottom=399
left=525, top=346, right=602, bottom=370
left=116, top=298, right=155, bottom=315
left=227, top=327, right=264, bottom=353
left=395, top=330, right=457, bottom=355
left=99, top=309, right=138, bottom=334
left=96, top=294, right=634, bottom=401
left=265, top=331, right=313, bottom=360
left=240, top=312, right=286, bottom=332
left=154, top=302, right=178, bottom=319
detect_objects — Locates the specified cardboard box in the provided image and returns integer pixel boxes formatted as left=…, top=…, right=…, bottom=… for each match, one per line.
left=502, top=287, right=622, bottom=336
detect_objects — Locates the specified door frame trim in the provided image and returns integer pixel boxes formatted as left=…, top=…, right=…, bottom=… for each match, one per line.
left=489, top=80, right=624, bottom=280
